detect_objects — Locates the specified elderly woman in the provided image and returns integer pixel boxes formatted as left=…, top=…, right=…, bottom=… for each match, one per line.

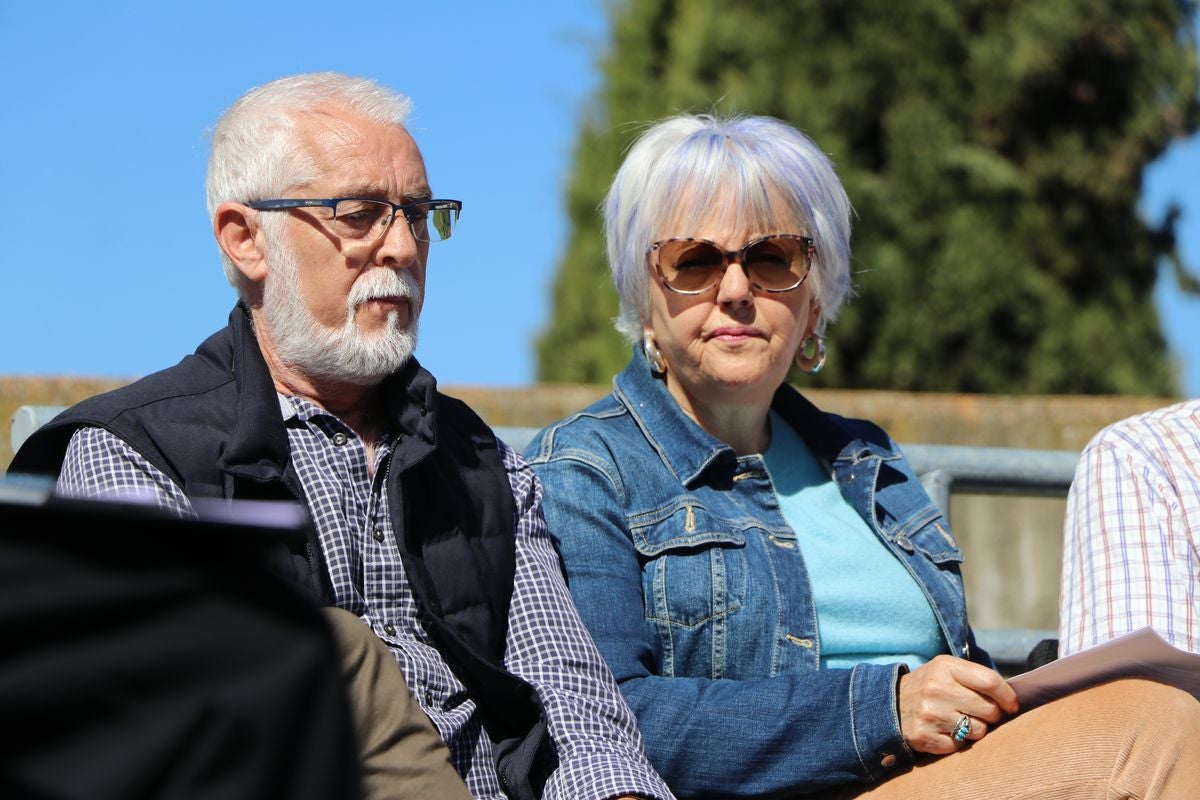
left=525, top=113, right=1200, bottom=799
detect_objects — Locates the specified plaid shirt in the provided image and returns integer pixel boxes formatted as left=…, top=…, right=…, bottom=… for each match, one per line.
left=1060, top=399, right=1200, bottom=656
left=58, top=394, right=672, bottom=800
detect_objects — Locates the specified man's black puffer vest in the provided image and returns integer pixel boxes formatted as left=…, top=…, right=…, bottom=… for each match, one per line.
left=11, top=305, right=550, bottom=799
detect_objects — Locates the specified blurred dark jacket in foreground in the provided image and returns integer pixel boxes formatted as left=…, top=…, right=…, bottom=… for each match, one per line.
left=0, top=492, right=360, bottom=800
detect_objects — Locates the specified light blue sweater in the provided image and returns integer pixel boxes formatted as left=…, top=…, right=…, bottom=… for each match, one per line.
left=765, top=410, right=947, bottom=670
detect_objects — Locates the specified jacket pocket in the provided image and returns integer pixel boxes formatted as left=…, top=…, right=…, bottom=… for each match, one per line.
left=892, top=510, right=969, bottom=616
left=630, top=501, right=747, bottom=628
left=892, top=505, right=964, bottom=564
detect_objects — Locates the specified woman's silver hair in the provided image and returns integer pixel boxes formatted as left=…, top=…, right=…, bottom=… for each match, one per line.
left=206, top=72, right=414, bottom=299
left=603, top=114, right=853, bottom=343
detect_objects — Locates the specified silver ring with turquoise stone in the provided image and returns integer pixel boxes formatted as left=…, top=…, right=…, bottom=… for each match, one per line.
left=952, top=714, right=971, bottom=743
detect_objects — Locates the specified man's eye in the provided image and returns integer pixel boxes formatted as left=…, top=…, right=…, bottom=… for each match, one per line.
left=336, top=202, right=388, bottom=230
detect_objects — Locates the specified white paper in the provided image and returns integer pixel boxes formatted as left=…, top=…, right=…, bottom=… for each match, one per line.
left=1008, top=627, right=1200, bottom=710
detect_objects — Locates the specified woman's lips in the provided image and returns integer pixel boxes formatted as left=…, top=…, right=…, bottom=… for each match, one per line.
left=706, top=325, right=763, bottom=341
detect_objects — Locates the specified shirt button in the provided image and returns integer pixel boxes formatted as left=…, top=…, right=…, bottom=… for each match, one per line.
left=372, top=527, right=384, bottom=543
left=880, top=753, right=897, bottom=768
left=383, top=623, right=396, bottom=637
left=332, top=432, right=349, bottom=446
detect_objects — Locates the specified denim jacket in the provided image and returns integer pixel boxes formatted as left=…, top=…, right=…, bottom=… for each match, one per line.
left=525, top=349, right=990, bottom=798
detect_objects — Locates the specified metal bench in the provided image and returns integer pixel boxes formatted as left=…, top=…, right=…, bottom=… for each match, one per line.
left=12, top=408, right=1075, bottom=672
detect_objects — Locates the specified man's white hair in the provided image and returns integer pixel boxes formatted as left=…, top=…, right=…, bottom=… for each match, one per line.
left=206, top=72, right=414, bottom=299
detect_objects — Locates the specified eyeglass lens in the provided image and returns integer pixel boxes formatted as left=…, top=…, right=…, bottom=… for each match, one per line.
left=657, top=236, right=810, bottom=293
left=331, top=199, right=458, bottom=243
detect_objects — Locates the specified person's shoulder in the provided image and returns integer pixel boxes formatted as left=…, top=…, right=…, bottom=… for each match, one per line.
left=1138, top=398, right=1200, bottom=432
left=431, top=391, right=520, bottom=476
left=63, top=316, right=240, bottom=426
left=433, top=390, right=490, bottom=432
left=1072, top=400, right=1200, bottom=486
left=10, top=346, right=236, bottom=477
left=775, top=385, right=897, bottom=455
left=1086, top=399, right=1200, bottom=460
left=522, top=393, right=629, bottom=465
left=819, top=409, right=894, bottom=449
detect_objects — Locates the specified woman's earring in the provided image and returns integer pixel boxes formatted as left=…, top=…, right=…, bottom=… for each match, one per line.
left=643, top=334, right=667, bottom=374
left=795, top=335, right=826, bottom=375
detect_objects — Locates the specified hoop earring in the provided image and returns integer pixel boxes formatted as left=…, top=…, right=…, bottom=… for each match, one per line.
left=642, top=334, right=667, bottom=375
left=795, top=335, right=826, bottom=375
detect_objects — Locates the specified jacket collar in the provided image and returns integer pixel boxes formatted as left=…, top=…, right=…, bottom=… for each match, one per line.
left=613, top=347, right=735, bottom=486
left=613, top=346, right=900, bottom=486
left=214, top=304, right=440, bottom=480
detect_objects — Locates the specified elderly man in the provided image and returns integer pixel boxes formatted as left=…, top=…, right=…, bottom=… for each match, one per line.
left=11, top=73, right=671, bottom=800
left=1060, top=399, right=1200, bottom=655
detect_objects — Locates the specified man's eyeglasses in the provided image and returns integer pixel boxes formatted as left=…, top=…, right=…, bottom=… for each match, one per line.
left=245, top=198, right=462, bottom=244
left=647, top=234, right=815, bottom=295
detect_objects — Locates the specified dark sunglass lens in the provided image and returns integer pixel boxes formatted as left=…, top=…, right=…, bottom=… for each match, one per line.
left=661, top=240, right=725, bottom=291
left=745, top=238, right=806, bottom=290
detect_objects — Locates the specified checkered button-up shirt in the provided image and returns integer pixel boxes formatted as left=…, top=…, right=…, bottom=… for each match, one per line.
left=1060, top=399, right=1200, bottom=655
left=57, top=393, right=672, bottom=800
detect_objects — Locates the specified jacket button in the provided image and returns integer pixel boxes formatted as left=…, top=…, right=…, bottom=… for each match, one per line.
left=880, top=753, right=897, bottom=768
left=383, top=623, right=396, bottom=637
left=372, top=528, right=384, bottom=543
left=332, top=432, right=349, bottom=446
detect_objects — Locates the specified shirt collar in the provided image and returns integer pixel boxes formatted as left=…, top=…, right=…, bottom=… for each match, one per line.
left=613, top=346, right=739, bottom=487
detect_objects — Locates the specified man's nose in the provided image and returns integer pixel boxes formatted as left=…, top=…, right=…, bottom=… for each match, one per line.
left=374, top=214, right=421, bottom=266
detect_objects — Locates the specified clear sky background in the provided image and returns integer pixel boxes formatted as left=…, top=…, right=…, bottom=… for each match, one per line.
left=2, top=3, right=1197, bottom=397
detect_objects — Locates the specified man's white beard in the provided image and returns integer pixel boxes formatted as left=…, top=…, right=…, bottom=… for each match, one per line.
left=261, top=240, right=422, bottom=387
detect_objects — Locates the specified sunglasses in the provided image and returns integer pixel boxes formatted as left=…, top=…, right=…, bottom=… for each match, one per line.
left=647, top=234, right=815, bottom=295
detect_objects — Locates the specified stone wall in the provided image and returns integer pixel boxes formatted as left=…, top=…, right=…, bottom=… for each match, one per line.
left=2, top=375, right=1179, bottom=632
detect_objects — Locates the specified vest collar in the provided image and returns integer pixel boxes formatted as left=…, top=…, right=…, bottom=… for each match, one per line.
left=378, top=357, right=439, bottom=473
left=215, top=305, right=293, bottom=483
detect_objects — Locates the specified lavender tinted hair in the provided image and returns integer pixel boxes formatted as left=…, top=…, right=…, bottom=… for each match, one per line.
left=206, top=72, right=414, bottom=298
left=603, top=114, right=853, bottom=342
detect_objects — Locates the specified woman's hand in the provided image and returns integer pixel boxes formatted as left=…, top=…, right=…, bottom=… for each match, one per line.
left=897, top=655, right=1019, bottom=754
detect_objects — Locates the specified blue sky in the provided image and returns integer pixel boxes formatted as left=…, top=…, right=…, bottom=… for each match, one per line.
left=2, top=4, right=1197, bottom=397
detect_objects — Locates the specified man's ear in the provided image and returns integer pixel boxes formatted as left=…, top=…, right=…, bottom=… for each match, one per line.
left=214, top=202, right=268, bottom=283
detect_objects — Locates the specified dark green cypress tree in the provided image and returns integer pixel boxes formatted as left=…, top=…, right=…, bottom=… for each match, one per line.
left=536, top=0, right=1199, bottom=394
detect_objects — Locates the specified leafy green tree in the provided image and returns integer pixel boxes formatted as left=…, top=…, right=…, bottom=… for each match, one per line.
left=536, top=0, right=1199, bottom=394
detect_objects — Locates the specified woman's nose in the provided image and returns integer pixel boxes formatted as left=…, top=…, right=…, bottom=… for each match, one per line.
left=716, top=261, right=754, bottom=309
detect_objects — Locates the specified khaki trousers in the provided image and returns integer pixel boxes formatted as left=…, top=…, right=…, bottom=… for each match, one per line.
left=324, top=608, right=473, bottom=800
left=824, top=677, right=1200, bottom=800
